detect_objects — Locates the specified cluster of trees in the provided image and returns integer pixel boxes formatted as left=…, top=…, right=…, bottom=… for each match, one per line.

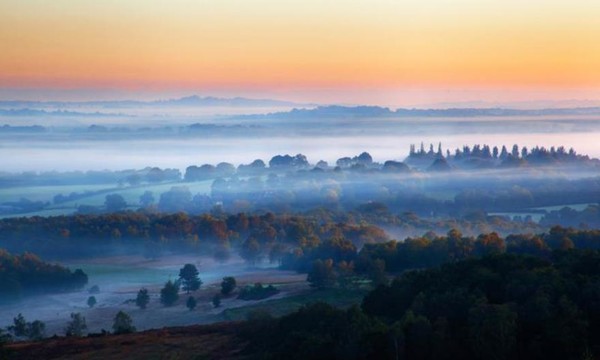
left=407, top=142, right=598, bottom=170
left=541, top=204, right=600, bottom=228
left=0, top=212, right=387, bottom=261
left=5, top=314, right=46, bottom=341
left=243, top=250, right=600, bottom=359
left=0, top=198, right=47, bottom=215
left=5, top=147, right=599, bottom=220
left=0, top=249, right=88, bottom=302
left=132, top=264, right=210, bottom=310
left=237, top=283, right=279, bottom=301
left=2, top=310, right=136, bottom=342
left=277, top=227, right=600, bottom=290
left=0, top=167, right=181, bottom=190
left=203, top=167, right=600, bottom=219
left=357, top=226, right=600, bottom=273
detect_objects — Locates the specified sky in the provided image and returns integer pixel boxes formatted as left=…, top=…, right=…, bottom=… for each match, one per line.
left=1, top=0, right=600, bottom=106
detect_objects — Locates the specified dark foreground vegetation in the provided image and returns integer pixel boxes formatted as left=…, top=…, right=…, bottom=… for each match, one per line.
left=245, top=250, right=600, bottom=360
left=4, top=250, right=599, bottom=360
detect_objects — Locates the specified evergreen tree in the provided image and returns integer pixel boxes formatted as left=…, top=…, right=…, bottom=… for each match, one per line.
left=178, top=264, right=202, bottom=293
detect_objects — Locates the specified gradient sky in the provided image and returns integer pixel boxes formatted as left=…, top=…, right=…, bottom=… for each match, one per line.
left=1, top=0, right=600, bottom=105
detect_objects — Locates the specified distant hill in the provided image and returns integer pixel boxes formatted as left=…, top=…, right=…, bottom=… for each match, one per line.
left=235, top=105, right=600, bottom=119
left=0, top=108, right=130, bottom=117
left=0, top=95, right=313, bottom=109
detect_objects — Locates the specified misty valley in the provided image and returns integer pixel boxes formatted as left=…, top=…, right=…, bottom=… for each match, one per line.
left=1, top=102, right=600, bottom=360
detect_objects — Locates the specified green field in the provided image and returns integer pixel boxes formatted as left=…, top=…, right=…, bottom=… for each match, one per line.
left=0, top=180, right=214, bottom=218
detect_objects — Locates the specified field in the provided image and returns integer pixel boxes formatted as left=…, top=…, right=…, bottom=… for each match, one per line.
left=0, top=255, right=314, bottom=336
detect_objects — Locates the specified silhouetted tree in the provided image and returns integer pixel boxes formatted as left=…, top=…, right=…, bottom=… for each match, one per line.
left=178, top=264, right=201, bottom=293
left=136, top=288, right=150, bottom=309
left=221, top=277, right=237, bottom=296
left=65, top=313, right=87, bottom=337
left=104, top=194, right=127, bottom=212
left=186, top=296, right=197, bottom=311
left=160, top=280, right=179, bottom=306
left=112, top=311, right=135, bottom=334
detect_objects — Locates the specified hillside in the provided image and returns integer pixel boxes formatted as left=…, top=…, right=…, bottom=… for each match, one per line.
left=5, top=322, right=246, bottom=360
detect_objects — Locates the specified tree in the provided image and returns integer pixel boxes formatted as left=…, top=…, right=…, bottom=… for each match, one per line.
left=27, top=320, right=45, bottom=340
left=468, top=304, right=517, bottom=360
left=186, top=296, right=197, bottom=311
left=178, top=264, right=202, bottom=293
left=10, top=314, right=27, bottom=337
left=221, top=277, right=237, bottom=296
left=307, top=259, right=336, bottom=289
left=87, top=296, right=97, bottom=308
left=160, top=280, right=179, bottom=306
left=112, top=311, right=135, bottom=334
left=241, top=237, right=262, bottom=266
left=136, top=288, right=150, bottom=309
left=212, top=294, right=221, bottom=308
left=65, top=313, right=87, bottom=337
left=139, top=191, right=154, bottom=207
left=367, top=259, right=388, bottom=287
left=104, top=194, right=127, bottom=212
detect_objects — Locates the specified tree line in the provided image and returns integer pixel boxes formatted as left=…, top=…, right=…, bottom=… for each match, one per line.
left=0, top=249, right=88, bottom=302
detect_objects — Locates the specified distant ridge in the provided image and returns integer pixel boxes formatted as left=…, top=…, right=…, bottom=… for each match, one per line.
left=0, top=95, right=314, bottom=109
left=234, top=105, right=600, bottom=119
left=0, top=108, right=131, bottom=117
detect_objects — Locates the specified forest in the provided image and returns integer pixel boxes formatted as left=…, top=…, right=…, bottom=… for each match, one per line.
left=0, top=250, right=88, bottom=303
left=243, top=249, right=600, bottom=360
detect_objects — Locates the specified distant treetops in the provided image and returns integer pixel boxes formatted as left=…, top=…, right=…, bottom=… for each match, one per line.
left=406, top=142, right=594, bottom=170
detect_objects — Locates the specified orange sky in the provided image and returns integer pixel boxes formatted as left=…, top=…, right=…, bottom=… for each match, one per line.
left=1, top=0, right=599, bottom=104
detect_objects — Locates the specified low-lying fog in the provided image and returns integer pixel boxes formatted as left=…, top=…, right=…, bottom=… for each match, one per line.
left=0, top=255, right=305, bottom=336
left=3, top=118, right=600, bottom=172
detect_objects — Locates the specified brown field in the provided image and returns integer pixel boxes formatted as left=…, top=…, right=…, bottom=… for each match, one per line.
left=6, top=322, right=247, bottom=360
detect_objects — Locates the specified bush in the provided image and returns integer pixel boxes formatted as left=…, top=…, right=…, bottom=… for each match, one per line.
left=221, top=277, right=237, bottom=296
left=237, top=283, right=279, bottom=301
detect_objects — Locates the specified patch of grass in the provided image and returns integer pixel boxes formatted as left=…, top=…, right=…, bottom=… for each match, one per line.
left=220, top=287, right=369, bottom=321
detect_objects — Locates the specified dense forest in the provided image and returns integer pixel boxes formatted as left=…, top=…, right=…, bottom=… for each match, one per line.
left=0, top=249, right=88, bottom=303
left=243, top=250, right=600, bottom=360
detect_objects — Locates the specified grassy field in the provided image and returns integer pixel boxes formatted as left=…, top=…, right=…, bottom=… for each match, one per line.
left=219, top=287, right=369, bottom=321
